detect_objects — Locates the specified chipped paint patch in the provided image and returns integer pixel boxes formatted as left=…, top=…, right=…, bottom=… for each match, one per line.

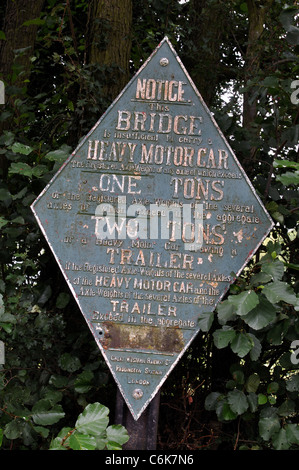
left=233, top=229, right=244, bottom=243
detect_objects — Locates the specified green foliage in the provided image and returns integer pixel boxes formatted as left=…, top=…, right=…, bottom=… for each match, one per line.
left=203, top=243, right=299, bottom=449
left=50, top=403, right=129, bottom=450
left=0, top=0, right=116, bottom=450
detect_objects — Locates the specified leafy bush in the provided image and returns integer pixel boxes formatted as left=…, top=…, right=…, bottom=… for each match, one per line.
left=50, top=403, right=129, bottom=450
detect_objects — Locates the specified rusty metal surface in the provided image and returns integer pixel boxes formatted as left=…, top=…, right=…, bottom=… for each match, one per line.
left=98, top=321, right=184, bottom=353
left=31, top=37, right=274, bottom=420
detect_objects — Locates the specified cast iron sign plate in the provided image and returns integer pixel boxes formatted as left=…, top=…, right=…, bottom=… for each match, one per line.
left=31, top=37, right=273, bottom=420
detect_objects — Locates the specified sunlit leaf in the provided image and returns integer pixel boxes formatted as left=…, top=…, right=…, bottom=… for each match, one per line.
left=69, top=432, right=97, bottom=450
left=75, top=403, right=109, bottom=437
left=263, top=281, right=297, bottom=305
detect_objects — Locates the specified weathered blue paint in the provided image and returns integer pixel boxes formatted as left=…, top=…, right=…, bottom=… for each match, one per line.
left=31, top=37, right=273, bottom=420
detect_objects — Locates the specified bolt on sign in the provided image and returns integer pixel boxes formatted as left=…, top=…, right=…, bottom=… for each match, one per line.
left=31, top=37, right=273, bottom=420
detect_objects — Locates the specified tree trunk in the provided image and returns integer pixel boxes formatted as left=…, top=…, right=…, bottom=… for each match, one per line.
left=0, top=0, right=45, bottom=178
left=0, top=0, right=45, bottom=87
left=243, top=0, right=273, bottom=130
left=185, top=0, right=233, bottom=107
left=88, top=0, right=132, bottom=101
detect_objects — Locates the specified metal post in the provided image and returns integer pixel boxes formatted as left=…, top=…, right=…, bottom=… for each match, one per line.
left=115, top=389, right=160, bottom=450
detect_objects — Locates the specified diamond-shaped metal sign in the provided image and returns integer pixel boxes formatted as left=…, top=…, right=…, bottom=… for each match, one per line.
left=31, top=37, right=273, bottom=420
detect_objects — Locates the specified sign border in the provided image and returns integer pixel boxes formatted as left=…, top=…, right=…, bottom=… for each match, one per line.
left=31, top=37, right=274, bottom=420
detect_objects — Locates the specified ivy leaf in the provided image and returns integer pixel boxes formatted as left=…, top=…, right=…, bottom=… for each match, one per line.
left=286, top=26, right=299, bottom=46
left=95, top=433, right=107, bottom=450
left=4, top=420, right=23, bottom=440
left=106, top=425, right=129, bottom=448
left=9, top=161, right=47, bottom=179
left=32, top=400, right=65, bottom=426
left=22, top=18, right=45, bottom=27
left=4, top=420, right=23, bottom=439
left=267, top=321, right=289, bottom=345
left=267, top=382, right=279, bottom=394
left=279, top=8, right=299, bottom=45
left=272, top=428, right=289, bottom=450
left=12, top=216, right=24, bottom=225
left=261, top=259, right=284, bottom=281
left=37, top=285, right=52, bottom=306
left=245, top=373, right=260, bottom=393
left=45, top=145, right=71, bottom=164
left=286, top=375, right=299, bottom=392
left=249, top=271, right=272, bottom=287
left=247, top=392, right=258, bottom=413
left=69, top=431, right=97, bottom=450
left=75, top=403, right=109, bottom=437
left=213, top=326, right=236, bottom=349
left=286, top=424, right=299, bottom=445
left=259, top=415, right=280, bottom=441
left=278, top=399, right=295, bottom=417
left=9, top=162, right=34, bottom=177
left=231, top=332, right=253, bottom=358
left=279, top=8, right=298, bottom=31
left=272, top=211, right=284, bottom=224
left=58, top=352, right=81, bottom=373
left=49, top=427, right=72, bottom=450
left=242, top=296, right=276, bottom=330
left=31, top=165, right=48, bottom=177
left=74, top=370, right=94, bottom=393
left=227, top=389, right=248, bottom=415
left=0, top=188, right=12, bottom=203
left=262, top=281, right=297, bottom=305
left=262, top=75, right=280, bottom=89
left=231, top=369, right=244, bottom=384
left=216, top=400, right=237, bottom=421
left=11, top=142, right=33, bottom=155
left=49, top=374, right=69, bottom=389
left=204, top=392, right=222, bottom=411
left=56, top=292, right=70, bottom=309
left=216, top=300, right=236, bottom=324
left=106, top=440, right=123, bottom=450
left=258, top=394, right=268, bottom=405
left=0, top=217, right=8, bottom=229
left=249, top=333, right=262, bottom=361
left=277, top=170, right=299, bottom=185
left=0, top=293, right=16, bottom=324
left=198, top=311, right=214, bottom=331
left=274, top=159, right=299, bottom=170
left=229, top=290, right=259, bottom=316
